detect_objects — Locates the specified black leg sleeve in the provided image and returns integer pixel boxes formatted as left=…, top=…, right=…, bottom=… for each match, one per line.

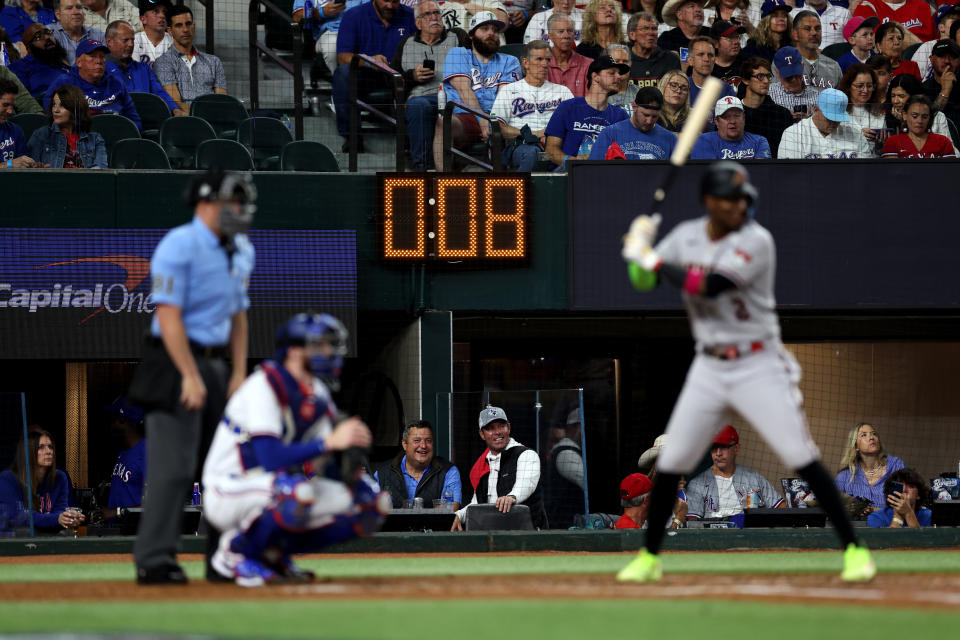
left=643, top=473, right=682, bottom=555
left=797, top=461, right=859, bottom=549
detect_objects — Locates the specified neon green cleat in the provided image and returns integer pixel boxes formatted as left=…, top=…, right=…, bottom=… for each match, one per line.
left=616, top=549, right=662, bottom=583
left=841, top=543, right=876, bottom=582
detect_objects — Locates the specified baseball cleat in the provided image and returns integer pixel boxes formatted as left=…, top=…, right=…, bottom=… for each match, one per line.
left=616, top=549, right=662, bottom=583
left=841, top=543, right=876, bottom=582
left=233, top=558, right=279, bottom=588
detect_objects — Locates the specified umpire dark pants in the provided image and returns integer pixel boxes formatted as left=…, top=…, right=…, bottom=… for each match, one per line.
left=133, top=357, right=227, bottom=570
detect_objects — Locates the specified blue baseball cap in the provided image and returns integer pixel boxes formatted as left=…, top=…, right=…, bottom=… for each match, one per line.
left=817, top=88, right=850, bottom=122
left=773, top=46, right=803, bottom=79
left=76, top=39, right=109, bottom=58
left=103, top=396, right=145, bottom=424
left=761, top=0, right=792, bottom=18
left=936, top=4, right=960, bottom=25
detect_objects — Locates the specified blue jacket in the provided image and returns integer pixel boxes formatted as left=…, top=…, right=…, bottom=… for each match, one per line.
left=0, top=469, right=71, bottom=530
left=0, top=5, right=57, bottom=42
left=8, top=55, right=71, bottom=101
left=27, top=124, right=107, bottom=169
left=106, top=59, right=178, bottom=113
left=44, top=68, right=142, bottom=130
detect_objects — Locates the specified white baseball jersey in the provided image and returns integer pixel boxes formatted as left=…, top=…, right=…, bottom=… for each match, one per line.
left=132, top=31, right=173, bottom=66
left=490, top=78, right=573, bottom=131
left=778, top=117, right=876, bottom=158
left=655, top=217, right=781, bottom=349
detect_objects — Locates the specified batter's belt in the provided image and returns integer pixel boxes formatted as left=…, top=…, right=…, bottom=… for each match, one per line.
left=701, top=341, right=765, bottom=361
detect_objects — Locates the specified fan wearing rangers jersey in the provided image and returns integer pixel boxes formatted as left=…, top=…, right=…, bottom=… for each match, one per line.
left=616, top=161, right=876, bottom=584
left=202, top=314, right=389, bottom=587
left=491, top=39, right=574, bottom=170
left=854, top=0, right=936, bottom=44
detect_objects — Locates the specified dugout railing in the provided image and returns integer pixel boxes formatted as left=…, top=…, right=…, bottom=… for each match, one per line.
left=247, top=0, right=306, bottom=140
left=347, top=54, right=406, bottom=172
left=441, top=100, right=504, bottom=172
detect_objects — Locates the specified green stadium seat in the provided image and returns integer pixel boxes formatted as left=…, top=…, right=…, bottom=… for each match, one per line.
left=10, top=112, right=47, bottom=141
left=191, top=93, right=249, bottom=139
left=110, top=138, right=171, bottom=169
left=130, top=92, right=172, bottom=143
left=280, top=140, right=339, bottom=172
left=195, top=138, right=255, bottom=171
left=91, top=113, right=141, bottom=165
left=237, top=117, right=293, bottom=170
left=160, top=116, right=217, bottom=169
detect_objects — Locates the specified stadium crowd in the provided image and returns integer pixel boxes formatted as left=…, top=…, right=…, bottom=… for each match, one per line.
left=3, top=0, right=960, bottom=168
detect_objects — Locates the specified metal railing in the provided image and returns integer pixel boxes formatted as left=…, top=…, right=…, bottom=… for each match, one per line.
left=190, top=0, right=216, bottom=55
left=441, top=101, right=504, bottom=172
left=247, top=0, right=305, bottom=140
left=347, top=54, right=405, bottom=172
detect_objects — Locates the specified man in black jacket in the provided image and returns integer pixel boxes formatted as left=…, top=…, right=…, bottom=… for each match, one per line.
left=451, top=406, right=546, bottom=530
left=375, top=420, right=461, bottom=509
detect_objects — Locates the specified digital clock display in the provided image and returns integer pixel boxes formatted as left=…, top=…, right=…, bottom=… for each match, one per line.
left=377, top=173, right=529, bottom=263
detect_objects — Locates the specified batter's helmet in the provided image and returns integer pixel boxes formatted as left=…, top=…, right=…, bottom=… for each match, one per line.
left=700, top=161, right=758, bottom=204
left=275, top=313, right=348, bottom=386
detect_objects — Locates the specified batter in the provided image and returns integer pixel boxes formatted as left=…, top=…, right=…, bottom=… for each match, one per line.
left=616, top=161, right=875, bottom=583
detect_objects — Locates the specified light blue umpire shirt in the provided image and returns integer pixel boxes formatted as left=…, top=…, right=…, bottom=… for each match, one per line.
left=149, top=216, right=255, bottom=347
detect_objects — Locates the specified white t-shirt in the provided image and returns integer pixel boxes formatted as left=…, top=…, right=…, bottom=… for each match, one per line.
left=709, top=475, right=743, bottom=518
left=655, top=217, right=781, bottom=347
left=790, top=5, right=852, bottom=48
left=132, top=31, right=173, bottom=66
left=522, top=8, right=584, bottom=45
left=912, top=39, right=936, bottom=81
left=778, top=116, right=876, bottom=158
left=490, top=78, right=573, bottom=130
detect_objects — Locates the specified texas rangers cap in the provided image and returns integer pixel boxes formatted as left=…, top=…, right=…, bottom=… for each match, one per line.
left=842, top=16, right=878, bottom=41
left=479, top=405, right=509, bottom=428
left=773, top=46, right=803, bottom=79
left=76, top=39, right=109, bottom=58
left=634, top=86, right=664, bottom=109
left=932, top=39, right=960, bottom=58
left=712, top=425, right=739, bottom=446
left=103, top=395, right=145, bottom=425
left=637, top=434, right=667, bottom=471
left=715, top=95, right=744, bottom=117
left=468, top=11, right=506, bottom=34
left=589, top=54, right=631, bottom=77
left=760, top=0, right=792, bottom=18
left=936, top=4, right=960, bottom=25
left=140, top=0, right=171, bottom=15
left=620, top=473, right=653, bottom=500
left=711, top=20, right=747, bottom=40
left=817, top=88, right=850, bottom=122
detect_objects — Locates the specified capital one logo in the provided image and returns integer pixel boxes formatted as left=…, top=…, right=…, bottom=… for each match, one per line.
left=0, top=255, right=153, bottom=324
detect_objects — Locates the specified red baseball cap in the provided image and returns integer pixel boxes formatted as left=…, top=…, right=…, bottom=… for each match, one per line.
left=712, top=425, right=739, bottom=446
left=620, top=473, right=653, bottom=500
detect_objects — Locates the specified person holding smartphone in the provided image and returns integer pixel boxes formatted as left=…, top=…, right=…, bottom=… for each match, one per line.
left=768, top=45, right=818, bottom=121
left=867, top=469, right=932, bottom=528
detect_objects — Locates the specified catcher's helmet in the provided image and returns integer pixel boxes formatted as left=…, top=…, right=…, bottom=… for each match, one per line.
left=275, top=313, right=348, bottom=385
left=700, top=161, right=758, bottom=204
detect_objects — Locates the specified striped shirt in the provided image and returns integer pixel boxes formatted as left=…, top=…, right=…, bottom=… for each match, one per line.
left=768, top=82, right=818, bottom=113
left=153, top=47, right=227, bottom=104
left=685, top=465, right=784, bottom=519
left=834, top=455, right=905, bottom=509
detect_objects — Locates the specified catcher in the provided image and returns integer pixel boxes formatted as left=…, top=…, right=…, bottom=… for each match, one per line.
left=202, top=313, right=390, bottom=587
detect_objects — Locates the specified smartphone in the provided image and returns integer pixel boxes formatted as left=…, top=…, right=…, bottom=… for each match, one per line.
left=888, top=481, right=904, bottom=498
left=792, top=104, right=808, bottom=114
left=679, top=47, right=689, bottom=63
left=422, top=58, right=435, bottom=70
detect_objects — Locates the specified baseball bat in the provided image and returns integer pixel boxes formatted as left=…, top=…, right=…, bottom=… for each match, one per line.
left=649, top=76, right=726, bottom=210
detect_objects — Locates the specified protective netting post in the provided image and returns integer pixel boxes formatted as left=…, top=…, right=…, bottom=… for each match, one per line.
left=64, top=363, right=88, bottom=488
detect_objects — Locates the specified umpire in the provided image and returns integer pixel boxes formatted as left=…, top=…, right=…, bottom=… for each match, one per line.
left=130, top=171, right=256, bottom=585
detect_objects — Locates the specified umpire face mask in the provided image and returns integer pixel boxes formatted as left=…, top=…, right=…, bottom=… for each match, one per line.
left=212, top=174, right=257, bottom=240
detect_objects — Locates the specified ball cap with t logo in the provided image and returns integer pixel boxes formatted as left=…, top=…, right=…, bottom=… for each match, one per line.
left=479, top=405, right=509, bottom=428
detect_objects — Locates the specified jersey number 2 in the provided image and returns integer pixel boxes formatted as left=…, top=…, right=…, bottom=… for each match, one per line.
left=731, top=296, right=750, bottom=321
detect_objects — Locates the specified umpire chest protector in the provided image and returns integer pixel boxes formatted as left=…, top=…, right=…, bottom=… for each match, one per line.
left=474, top=446, right=547, bottom=529
left=376, top=454, right=453, bottom=505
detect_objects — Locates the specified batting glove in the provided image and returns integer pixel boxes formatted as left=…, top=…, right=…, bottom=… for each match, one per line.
left=625, top=213, right=661, bottom=247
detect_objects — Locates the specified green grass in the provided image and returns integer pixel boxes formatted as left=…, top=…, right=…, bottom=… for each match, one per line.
left=4, top=550, right=960, bottom=583
left=0, top=599, right=955, bottom=640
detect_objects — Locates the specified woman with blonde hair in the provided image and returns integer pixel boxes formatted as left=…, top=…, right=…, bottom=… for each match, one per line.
left=834, top=422, right=905, bottom=510
left=576, top=0, right=627, bottom=59
left=656, top=69, right=690, bottom=132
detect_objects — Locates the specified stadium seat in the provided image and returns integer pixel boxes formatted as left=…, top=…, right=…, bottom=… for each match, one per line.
left=902, top=42, right=922, bottom=62
left=110, top=138, right=171, bottom=169
left=191, top=93, right=249, bottom=139
left=130, top=92, right=172, bottom=143
left=160, top=116, right=217, bottom=169
left=10, top=112, right=47, bottom=141
left=280, top=140, right=339, bottom=172
left=499, top=43, right=524, bottom=59
left=237, top=117, right=293, bottom=170
left=91, top=113, right=141, bottom=165
left=195, top=138, right=255, bottom=171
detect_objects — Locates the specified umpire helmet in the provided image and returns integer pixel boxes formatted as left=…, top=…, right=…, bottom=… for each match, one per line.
left=275, top=313, right=348, bottom=387
left=700, top=161, right=758, bottom=204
